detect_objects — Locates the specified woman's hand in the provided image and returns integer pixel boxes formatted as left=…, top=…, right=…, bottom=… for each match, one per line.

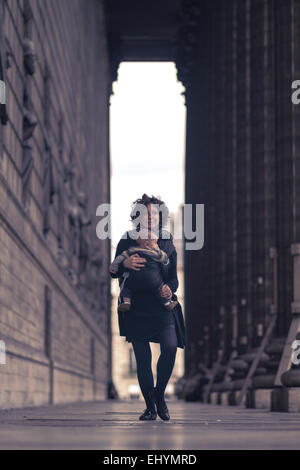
left=159, top=284, right=172, bottom=299
left=123, top=253, right=147, bottom=271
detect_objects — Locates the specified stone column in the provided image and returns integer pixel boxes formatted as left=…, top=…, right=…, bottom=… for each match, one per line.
left=274, top=0, right=300, bottom=391
left=235, top=0, right=252, bottom=353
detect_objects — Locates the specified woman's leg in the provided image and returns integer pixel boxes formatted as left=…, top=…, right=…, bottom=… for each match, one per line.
left=155, top=325, right=178, bottom=404
left=131, top=339, right=155, bottom=411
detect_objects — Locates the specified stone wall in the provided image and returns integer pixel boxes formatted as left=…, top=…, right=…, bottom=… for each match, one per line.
left=0, top=0, right=111, bottom=408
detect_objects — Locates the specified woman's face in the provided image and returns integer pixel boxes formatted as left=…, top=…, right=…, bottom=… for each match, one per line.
left=140, top=203, right=160, bottom=232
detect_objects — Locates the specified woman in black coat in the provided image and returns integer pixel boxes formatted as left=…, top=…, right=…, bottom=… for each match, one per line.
left=109, top=194, right=186, bottom=421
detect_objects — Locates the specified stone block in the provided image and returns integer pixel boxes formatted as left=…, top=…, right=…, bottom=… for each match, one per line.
left=210, top=392, right=219, bottom=405
left=271, top=387, right=300, bottom=412
left=254, top=389, right=272, bottom=409
left=220, top=391, right=230, bottom=405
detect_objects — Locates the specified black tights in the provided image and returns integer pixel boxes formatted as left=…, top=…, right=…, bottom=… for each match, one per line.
left=132, top=325, right=178, bottom=411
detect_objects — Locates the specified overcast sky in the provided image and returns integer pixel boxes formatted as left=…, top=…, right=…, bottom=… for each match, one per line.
left=110, top=62, right=186, bottom=251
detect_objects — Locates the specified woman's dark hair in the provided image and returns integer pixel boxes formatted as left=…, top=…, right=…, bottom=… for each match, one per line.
left=130, top=193, right=170, bottom=235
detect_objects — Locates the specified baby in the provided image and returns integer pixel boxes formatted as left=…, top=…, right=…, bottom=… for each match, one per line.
left=110, top=229, right=178, bottom=312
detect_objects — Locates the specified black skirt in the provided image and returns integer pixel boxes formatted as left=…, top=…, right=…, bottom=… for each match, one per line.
left=122, top=290, right=176, bottom=343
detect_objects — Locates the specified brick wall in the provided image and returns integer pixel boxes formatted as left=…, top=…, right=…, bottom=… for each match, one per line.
left=0, top=0, right=111, bottom=408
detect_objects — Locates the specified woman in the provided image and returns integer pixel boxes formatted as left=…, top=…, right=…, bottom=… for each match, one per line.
left=109, top=193, right=186, bottom=421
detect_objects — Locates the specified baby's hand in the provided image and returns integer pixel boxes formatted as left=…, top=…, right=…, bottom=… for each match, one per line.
left=159, top=284, right=172, bottom=299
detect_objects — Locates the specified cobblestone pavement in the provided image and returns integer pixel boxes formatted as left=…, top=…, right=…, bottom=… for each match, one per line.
left=0, top=399, right=299, bottom=450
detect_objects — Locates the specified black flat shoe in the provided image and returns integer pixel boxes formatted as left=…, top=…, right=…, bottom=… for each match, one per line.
left=154, top=390, right=170, bottom=421
left=139, top=408, right=157, bottom=421
left=155, top=401, right=170, bottom=421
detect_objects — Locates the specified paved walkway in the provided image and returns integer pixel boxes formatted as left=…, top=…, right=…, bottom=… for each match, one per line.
left=0, top=399, right=299, bottom=449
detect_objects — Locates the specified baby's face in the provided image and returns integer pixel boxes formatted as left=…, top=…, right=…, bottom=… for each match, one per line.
left=145, top=239, right=159, bottom=250
left=136, top=231, right=158, bottom=250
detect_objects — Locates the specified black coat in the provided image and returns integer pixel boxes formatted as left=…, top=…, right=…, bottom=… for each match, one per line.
left=110, top=229, right=187, bottom=349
